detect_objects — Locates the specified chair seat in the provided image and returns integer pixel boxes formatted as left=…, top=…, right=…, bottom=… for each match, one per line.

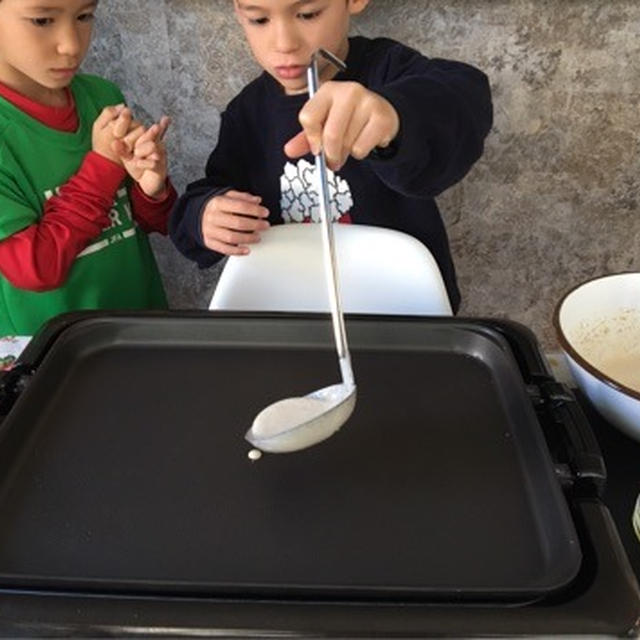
left=209, top=223, right=453, bottom=316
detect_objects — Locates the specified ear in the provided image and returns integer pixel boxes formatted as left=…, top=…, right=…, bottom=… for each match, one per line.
left=347, top=0, right=370, bottom=16
left=233, top=0, right=242, bottom=23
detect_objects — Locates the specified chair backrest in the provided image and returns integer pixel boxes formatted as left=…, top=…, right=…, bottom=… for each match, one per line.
left=209, top=223, right=453, bottom=315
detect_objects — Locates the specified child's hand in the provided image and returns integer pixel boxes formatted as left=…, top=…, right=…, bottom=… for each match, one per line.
left=201, top=190, right=270, bottom=255
left=284, top=81, right=400, bottom=171
left=113, top=116, right=171, bottom=199
left=92, top=104, right=138, bottom=165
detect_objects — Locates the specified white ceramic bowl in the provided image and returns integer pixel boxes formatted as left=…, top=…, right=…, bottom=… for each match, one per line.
left=554, top=272, right=640, bottom=442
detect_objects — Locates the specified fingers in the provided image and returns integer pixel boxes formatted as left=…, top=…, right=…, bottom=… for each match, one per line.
left=111, top=107, right=134, bottom=139
left=201, top=193, right=270, bottom=255
left=321, top=93, right=362, bottom=169
left=134, top=115, right=169, bottom=147
left=129, top=116, right=171, bottom=161
left=297, top=89, right=355, bottom=170
left=96, top=106, right=170, bottom=173
left=342, top=98, right=395, bottom=162
left=156, top=115, right=171, bottom=140
left=123, top=123, right=145, bottom=145
left=351, top=118, right=386, bottom=160
left=293, top=82, right=400, bottom=171
left=132, top=123, right=157, bottom=148
left=94, top=103, right=126, bottom=129
left=110, top=139, right=130, bottom=160
left=130, top=157, right=161, bottom=171
left=117, top=124, right=146, bottom=159
left=132, top=137, right=160, bottom=159
left=297, top=83, right=361, bottom=170
left=214, top=192, right=270, bottom=220
left=128, top=131, right=165, bottom=158
left=284, top=130, right=312, bottom=159
left=225, top=190, right=266, bottom=206
left=298, top=90, right=330, bottom=157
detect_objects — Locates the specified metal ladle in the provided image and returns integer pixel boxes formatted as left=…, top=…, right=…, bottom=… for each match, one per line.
left=245, top=49, right=356, bottom=455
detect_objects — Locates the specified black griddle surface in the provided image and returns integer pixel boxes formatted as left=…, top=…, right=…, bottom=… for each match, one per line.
left=0, top=315, right=581, bottom=601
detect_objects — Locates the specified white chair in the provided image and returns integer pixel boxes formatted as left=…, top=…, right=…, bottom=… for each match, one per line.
left=209, top=223, right=453, bottom=316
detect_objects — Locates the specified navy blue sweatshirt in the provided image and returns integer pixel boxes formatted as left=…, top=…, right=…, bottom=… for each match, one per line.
left=170, top=36, right=493, bottom=311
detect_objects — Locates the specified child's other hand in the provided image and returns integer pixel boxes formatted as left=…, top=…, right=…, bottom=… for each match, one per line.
left=201, top=190, right=270, bottom=255
left=284, top=81, right=400, bottom=171
left=114, top=116, right=171, bottom=199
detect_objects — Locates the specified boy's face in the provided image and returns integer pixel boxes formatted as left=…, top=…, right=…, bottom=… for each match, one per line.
left=0, top=0, right=96, bottom=103
left=234, top=0, right=370, bottom=95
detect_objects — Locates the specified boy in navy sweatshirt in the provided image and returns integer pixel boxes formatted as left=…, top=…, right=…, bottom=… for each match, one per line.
left=170, top=0, right=492, bottom=310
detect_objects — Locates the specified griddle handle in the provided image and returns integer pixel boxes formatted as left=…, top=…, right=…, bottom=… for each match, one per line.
left=540, top=379, right=607, bottom=497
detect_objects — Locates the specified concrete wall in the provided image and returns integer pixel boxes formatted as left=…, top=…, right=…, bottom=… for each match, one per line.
left=83, top=1, right=640, bottom=348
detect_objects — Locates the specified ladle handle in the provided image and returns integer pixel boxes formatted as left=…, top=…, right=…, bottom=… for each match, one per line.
left=307, top=52, right=354, bottom=388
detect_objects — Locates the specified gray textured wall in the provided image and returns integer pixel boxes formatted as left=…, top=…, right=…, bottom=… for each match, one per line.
left=83, top=1, right=640, bottom=348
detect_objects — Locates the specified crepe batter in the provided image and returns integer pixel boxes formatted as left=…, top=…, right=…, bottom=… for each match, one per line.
left=251, top=396, right=334, bottom=438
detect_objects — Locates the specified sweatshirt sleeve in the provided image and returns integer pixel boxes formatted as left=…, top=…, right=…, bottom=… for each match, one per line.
left=0, top=151, right=124, bottom=291
left=169, top=108, right=249, bottom=267
left=365, top=43, right=493, bottom=198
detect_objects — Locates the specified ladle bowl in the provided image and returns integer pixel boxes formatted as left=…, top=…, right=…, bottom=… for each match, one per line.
left=246, top=383, right=356, bottom=453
